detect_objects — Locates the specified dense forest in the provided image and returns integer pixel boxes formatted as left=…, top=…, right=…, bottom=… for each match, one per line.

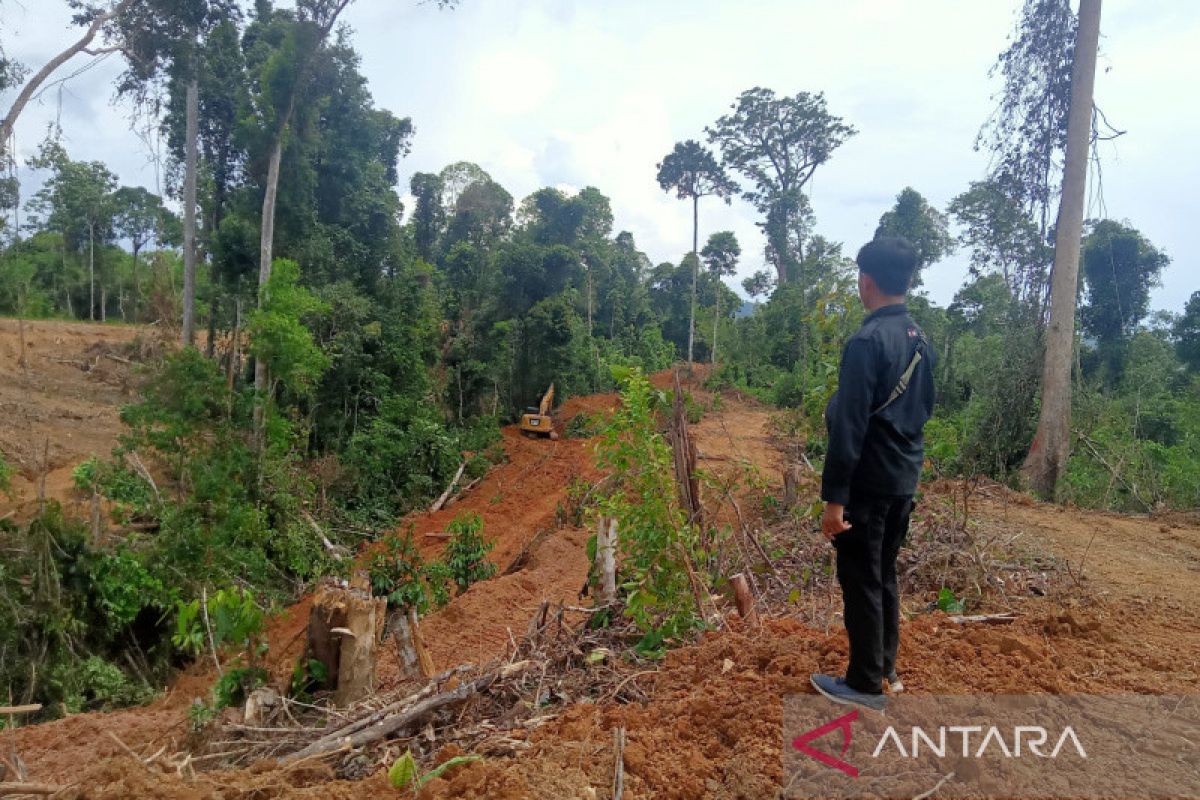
left=0, top=0, right=1195, bottom=718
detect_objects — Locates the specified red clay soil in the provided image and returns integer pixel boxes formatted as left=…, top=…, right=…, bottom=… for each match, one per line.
left=0, top=319, right=151, bottom=519
left=421, top=599, right=1200, bottom=800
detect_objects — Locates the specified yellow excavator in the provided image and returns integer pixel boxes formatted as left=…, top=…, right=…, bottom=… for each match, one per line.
left=519, top=383, right=559, bottom=439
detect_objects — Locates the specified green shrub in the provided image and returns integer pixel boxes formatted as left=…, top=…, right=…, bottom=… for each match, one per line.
left=50, top=656, right=152, bottom=713
left=367, top=531, right=430, bottom=611
left=565, top=412, right=604, bottom=439
left=0, top=452, right=11, bottom=493
left=442, top=512, right=496, bottom=594
left=597, top=366, right=702, bottom=653
left=343, top=397, right=461, bottom=518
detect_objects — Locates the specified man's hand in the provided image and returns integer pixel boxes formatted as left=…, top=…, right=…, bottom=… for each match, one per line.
left=821, top=502, right=851, bottom=541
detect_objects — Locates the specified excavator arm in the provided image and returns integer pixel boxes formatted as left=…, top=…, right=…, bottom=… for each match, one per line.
left=539, top=383, right=555, bottom=416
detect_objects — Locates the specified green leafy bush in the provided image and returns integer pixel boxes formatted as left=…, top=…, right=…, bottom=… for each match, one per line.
left=597, top=366, right=702, bottom=652
left=367, top=531, right=430, bottom=611
left=442, top=512, right=496, bottom=594
left=0, top=452, right=11, bottom=493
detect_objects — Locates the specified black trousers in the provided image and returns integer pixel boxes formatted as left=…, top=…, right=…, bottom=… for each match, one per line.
left=833, top=493, right=913, bottom=694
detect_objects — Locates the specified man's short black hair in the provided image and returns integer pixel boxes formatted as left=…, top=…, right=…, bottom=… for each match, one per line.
left=856, top=237, right=918, bottom=295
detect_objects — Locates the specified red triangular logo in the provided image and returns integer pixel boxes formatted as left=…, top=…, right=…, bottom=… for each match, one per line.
left=791, top=709, right=859, bottom=778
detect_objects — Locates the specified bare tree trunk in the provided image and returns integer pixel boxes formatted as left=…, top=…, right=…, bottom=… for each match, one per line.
left=687, top=194, right=698, bottom=366
left=88, top=223, right=95, bottom=321
left=181, top=75, right=199, bottom=347
left=253, top=114, right=289, bottom=438
left=711, top=293, right=719, bottom=365
left=251, top=0, right=353, bottom=439
left=206, top=293, right=218, bottom=359
left=0, top=0, right=134, bottom=156
left=1021, top=0, right=1102, bottom=499
left=131, top=244, right=141, bottom=320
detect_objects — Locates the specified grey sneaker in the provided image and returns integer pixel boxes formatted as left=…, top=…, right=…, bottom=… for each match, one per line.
left=810, top=673, right=887, bottom=712
left=887, top=670, right=904, bottom=693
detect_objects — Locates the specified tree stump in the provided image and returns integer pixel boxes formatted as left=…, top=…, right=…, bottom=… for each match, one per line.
left=386, top=607, right=435, bottom=680
left=782, top=464, right=805, bottom=511
left=731, top=572, right=759, bottom=627
left=596, top=517, right=618, bottom=606
left=305, top=582, right=381, bottom=706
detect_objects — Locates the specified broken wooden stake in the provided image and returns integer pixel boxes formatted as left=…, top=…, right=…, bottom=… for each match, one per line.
left=731, top=573, right=759, bottom=627
left=408, top=607, right=435, bottom=679
left=612, top=726, right=626, bottom=800
left=782, top=464, right=804, bottom=510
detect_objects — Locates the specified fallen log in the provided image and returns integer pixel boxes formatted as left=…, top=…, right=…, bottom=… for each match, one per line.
left=0, top=783, right=66, bottom=797
left=0, top=704, right=41, bottom=716
left=300, top=510, right=347, bottom=560
left=430, top=461, right=467, bottom=512
left=282, top=659, right=537, bottom=762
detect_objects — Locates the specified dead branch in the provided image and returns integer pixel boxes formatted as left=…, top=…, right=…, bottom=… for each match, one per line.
left=912, top=771, right=955, bottom=800
left=0, top=0, right=137, bottom=154
left=125, top=450, right=160, bottom=503
left=282, top=659, right=538, bottom=762
left=0, top=705, right=40, bottom=716
left=947, top=613, right=1017, bottom=625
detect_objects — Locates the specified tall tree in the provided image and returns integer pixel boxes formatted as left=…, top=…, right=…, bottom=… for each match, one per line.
left=874, top=187, right=952, bottom=285
left=1080, top=220, right=1169, bottom=358
left=115, top=0, right=242, bottom=345
left=112, top=185, right=171, bottom=316
left=1022, top=0, right=1102, bottom=499
left=947, top=179, right=1051, bottom=311
left=701, top=230, right=739, bottom=365
left=26, top=139, right=118, bottom=321
left=410, top=171, right=445, bottom=261
left=706, top=88, right=855, bottom=286
left=655, top=140, right=736, bottom=365
left=1174, top=292, right=1200, bottom=373
left=248, top=0, right=355, bottom=436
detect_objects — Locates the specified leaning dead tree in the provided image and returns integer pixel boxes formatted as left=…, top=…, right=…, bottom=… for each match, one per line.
left=0, top=0, right=137, bottom=157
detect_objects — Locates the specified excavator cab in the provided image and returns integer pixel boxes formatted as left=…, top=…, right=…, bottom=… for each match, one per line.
left=519, top=383, right=559, bottom=439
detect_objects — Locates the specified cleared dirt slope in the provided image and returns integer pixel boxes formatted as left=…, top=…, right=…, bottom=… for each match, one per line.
left=1, top=327, right=1197, bottom=798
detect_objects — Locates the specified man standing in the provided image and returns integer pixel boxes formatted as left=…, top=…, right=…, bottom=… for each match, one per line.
left=811, top=236, right=935, bottom=712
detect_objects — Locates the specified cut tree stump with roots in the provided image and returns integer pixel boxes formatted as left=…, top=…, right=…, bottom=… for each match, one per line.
left=304, top=580, right=385, bottom=706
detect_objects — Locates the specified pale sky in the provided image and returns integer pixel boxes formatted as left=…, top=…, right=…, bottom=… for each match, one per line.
left=3, top=0, right=1197, bottom=311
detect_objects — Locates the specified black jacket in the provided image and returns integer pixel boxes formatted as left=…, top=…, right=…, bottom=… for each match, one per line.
left=820, top=303, right=935, bottom=505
